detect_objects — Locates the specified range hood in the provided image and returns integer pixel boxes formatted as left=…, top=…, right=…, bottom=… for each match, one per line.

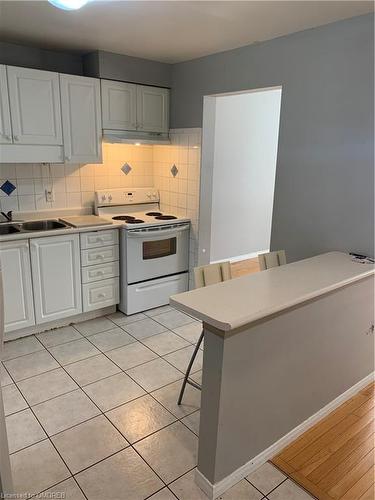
left=102, top=130, right=170, bottom=145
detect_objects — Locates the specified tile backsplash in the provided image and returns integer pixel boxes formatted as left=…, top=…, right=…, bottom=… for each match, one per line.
left=0, top=142, right=154, bottom=213
left=0, top=128, right=201, bottom=285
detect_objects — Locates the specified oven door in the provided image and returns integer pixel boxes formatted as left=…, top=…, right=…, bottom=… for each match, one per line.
left=126, top=223, right=190, bottom=284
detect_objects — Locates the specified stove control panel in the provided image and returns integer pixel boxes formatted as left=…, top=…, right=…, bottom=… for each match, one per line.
left=95, top=187, right=159, bottom=209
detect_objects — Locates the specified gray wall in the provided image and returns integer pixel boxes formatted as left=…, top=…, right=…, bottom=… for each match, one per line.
left=171, top=14, right=374, bottom=261
left=0, top=41, right=83, bottom=75
left=83, top=50, right=171, bottom=88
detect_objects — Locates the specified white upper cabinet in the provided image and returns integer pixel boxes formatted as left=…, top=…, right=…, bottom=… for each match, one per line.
left=7, top=66, right=63, bottom=145
left=0, top=65, right=12, bottom=144
left=0, top=240, right=35, bottom=333
left=101, top=80, right=137, bottom=131
left=60, top=74, right=102, bottom=164
left=30, top=234, right=82, bottom=324
left=137, top=85, right=169, bottom=133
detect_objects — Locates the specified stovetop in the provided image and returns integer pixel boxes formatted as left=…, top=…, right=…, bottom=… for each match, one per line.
left=95, top=188, right=190, bottom=229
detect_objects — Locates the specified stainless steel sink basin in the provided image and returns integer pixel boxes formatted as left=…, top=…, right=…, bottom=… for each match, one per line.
left=20, top=220, right=68, bottom=231
left=0, top=224, right=20, bottom=235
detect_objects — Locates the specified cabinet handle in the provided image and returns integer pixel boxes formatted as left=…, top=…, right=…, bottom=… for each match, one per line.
left=65, top=155, right=71, bottom=161
left=96, top=254, right=105, bottom=259
left=2, top=134, right=11, bottom=141
left=138, top=124, right=143, bottom=129
left=96, top=270, right=104, bottom=275
left=98, top=293, right=106, bottom=298
left=13, top=135, right=19, bottom=141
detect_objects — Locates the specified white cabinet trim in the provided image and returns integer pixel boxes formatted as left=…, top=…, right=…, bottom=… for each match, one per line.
left=0, top=65, right=12, bottom=144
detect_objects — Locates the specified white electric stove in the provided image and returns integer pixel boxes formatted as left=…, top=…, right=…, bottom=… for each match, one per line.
left=95, top=188, right=190, bottom=314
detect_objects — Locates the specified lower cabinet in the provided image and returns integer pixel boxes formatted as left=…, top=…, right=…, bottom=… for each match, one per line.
left=0, top=240, right=35, bottom=333
left=30, top=234, right=82, bottom=323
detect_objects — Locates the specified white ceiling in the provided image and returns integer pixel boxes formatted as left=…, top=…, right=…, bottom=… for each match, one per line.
left=0, top=1, right=373, bottom=63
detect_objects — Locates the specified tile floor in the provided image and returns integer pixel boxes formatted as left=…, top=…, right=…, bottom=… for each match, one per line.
left=1, top=306, right=316, bottom=500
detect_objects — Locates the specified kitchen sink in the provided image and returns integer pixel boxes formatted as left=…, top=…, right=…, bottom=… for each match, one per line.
left=20, top=220, right=69, bottom=231
left=0, top=224, right=21, bottom=235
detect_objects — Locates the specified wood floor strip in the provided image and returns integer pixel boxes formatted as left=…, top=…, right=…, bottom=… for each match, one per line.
left=317, top=433, right=374, bottom=491
left=327, top=450, right=373, bottom=499
left=340, top=466, right=374, bottom=500
left=290, top=414, right=360, bottom=469
left=306, top=417, right=374, bottom=481
left=272, top=383, right=374, bottom=500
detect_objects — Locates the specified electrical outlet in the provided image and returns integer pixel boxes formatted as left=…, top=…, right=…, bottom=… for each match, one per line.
left=45, top=188, right=54, bottom=202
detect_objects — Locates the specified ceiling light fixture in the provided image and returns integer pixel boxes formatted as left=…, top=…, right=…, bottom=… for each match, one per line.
left=48, top=0, right=89, bottom=10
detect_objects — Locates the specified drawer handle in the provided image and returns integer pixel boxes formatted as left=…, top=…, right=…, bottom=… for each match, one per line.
left=98, top=293, right=106, bottom=298
left=96, top=254, right=105, bottom=259
left=96, top=270, right=104, bottom=275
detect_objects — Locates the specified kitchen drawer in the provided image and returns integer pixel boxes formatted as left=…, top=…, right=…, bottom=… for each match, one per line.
left=82, top=277, right=119, bottom=312
left=80, top=229, right=119, bottom=249
left=81, top=245, right=119, bottom=267
left=82, top=261, right=119, bottom=284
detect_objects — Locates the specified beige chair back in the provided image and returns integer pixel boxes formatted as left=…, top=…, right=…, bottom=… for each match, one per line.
left=194, top=261, right=232, bottom=289
left=258, top=250, right=287, bottom=271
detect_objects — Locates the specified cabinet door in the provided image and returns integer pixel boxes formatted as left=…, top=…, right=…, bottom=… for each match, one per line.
left=136, top=85, right=169, bottom=133
left=60, top=74, right=102, bottom=163
left=7, top=66, right=63, bottom=145
left=30, top=234, right=82, bottom=323
left=0, top=240, right=35, bottom=333
left=0, top=65, right=12, bottom=144
left=101, top=80, right=137, bottom=131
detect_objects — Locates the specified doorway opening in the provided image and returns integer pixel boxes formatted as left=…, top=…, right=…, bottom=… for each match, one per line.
left=198, top=86, right=282, bottom=276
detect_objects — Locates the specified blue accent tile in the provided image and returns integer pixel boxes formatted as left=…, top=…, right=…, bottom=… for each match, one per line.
left=0, top=180, right=16, bottom=196
left=121, top=163, right=132, bottom=175
left=171, top=164, right=178, bottom=177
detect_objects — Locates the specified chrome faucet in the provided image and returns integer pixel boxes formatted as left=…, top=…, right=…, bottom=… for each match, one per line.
left=0, top=211, right=12, bottom=222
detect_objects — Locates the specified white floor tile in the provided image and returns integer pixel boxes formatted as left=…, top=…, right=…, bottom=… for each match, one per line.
left=106, top=394, right=175, bottom=444
left=89, top=327, right=136, bottom=352
left=163, top=345, right=203, bottom=373
left=2, top=336, right=44, bottom=361
left=268, top=479, right=315, bottom=499
left=127, top=358, right=182, bottom=392
left=181, top=410, right=200, bottom=436
left=6, top=408, right=46, bottom=453
left=218, top=479, right=263, bottom=499
left=1, top=363, right=12, bottom=387
left=134, top=421, right=198, bottom=483
left=48, top=338, right=100, bottom=365
left=64, top=354, right=121, bottom=387
left=17, top=368, right=78, bottom=406
left=123, top=318, right=167, bottom=340
left=106, top=311, right=146, bottom=326
left=32, top=389, right=100, bottom=435
left=52, top=415, right=128, bottom=473
left=148, top=488, right=177, bottom=500
left=84, top=372, right=145, bottom=412
left=11, top=440, right=70, bottom=497
left=142, top=330, right=190, bottom=356
left=76, top=447, right=163, bottom=500
left=36, top=326, right=82, bottom=348
left=246, top=462, right=287, bottom=495
left=173, top=322, right=203, bottom=344
left=74, top=317, right=115, bottom=336
left=2, top=384, right=28, bottom=416
left=106, top=342, right=158, bottom=370
left=154, top=310, right=196, bottom=330
left=145, top=305, right=173, bottom=318
left=152, top=379, right=201, bottom=418
left=43, top=478, right=86, bottom=500
left=4, top=350, right=59, bottom=382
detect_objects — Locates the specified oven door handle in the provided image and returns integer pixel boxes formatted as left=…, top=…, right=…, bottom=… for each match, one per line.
left=127, top=224, right=190, bottom=239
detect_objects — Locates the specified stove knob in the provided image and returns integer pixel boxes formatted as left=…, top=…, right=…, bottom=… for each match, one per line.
left=147, top=192, right=152, bottom=199
left=101, top=195, right=107, bottom=202
left=152, top=192, right=158, bottom=199
left=108, top=195, right=113, bottom=202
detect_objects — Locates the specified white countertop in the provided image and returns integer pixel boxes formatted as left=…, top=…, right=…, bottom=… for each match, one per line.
left=0, top=221, right=120, bottom=242
left=170, top=252, right=375, bottom=332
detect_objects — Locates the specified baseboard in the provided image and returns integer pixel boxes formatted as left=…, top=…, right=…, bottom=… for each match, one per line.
left=195, top=372, right=374, bottom=499
left=4, top=305, right=117, bottom=342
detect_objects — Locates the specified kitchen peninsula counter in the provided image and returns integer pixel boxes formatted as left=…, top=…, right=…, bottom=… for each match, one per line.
left=171, top=252, right=374, bottom=332
left=170, top=252, right=374, bottom=499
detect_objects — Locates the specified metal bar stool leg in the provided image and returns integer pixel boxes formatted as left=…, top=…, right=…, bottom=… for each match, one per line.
left=177, top=330, right=204, bottom=405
